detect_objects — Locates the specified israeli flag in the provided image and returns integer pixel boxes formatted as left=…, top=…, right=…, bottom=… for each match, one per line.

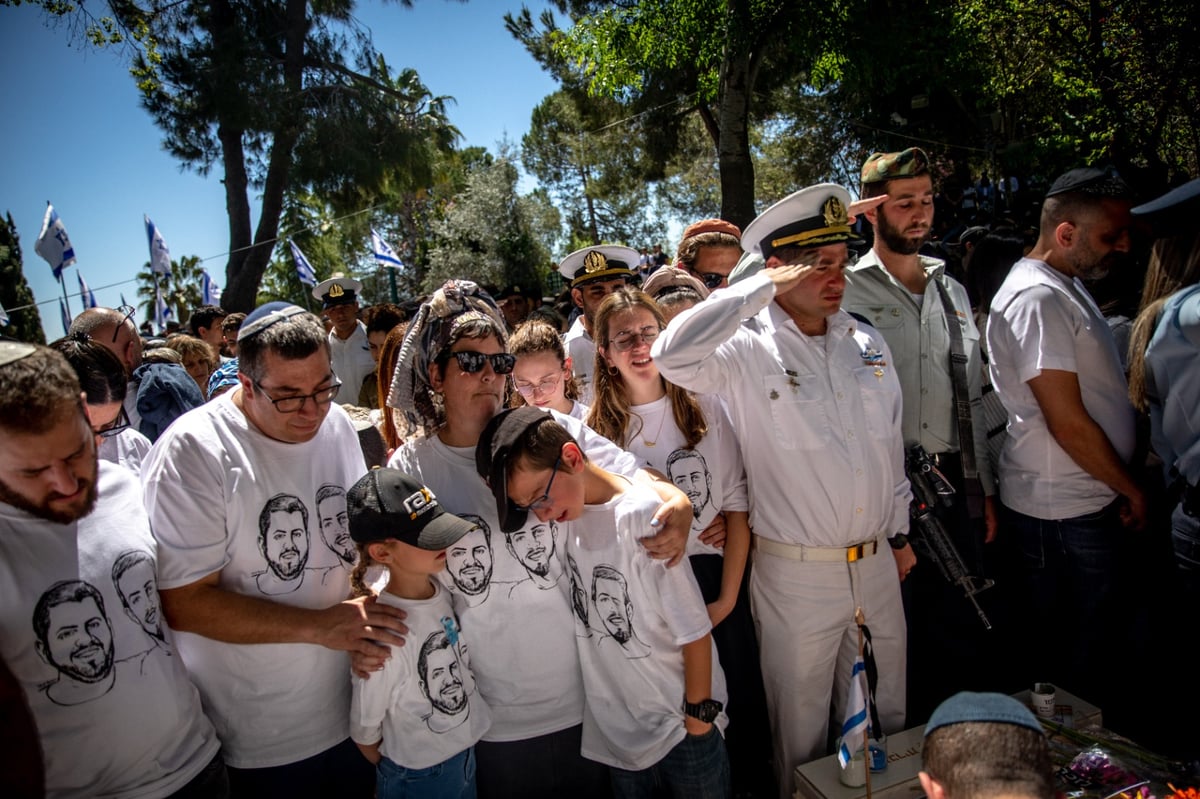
left=77, top=270, right=98, bottom=309
left=201, top=270, right=221, bottom=305
left=290, top=241, right=317, bottom=287
left=35, top=203, right=77, bottom=280
left=0, top=299, right=10, bottom=326
left=371, top=228, right=404, bottom=269
left=154, top=288, right=173, bottom=332
left=837, top=655, right=870, bottom=768
left=59, top=298, right=72, bottom=333
left=145, top=215, right=172, bottom=277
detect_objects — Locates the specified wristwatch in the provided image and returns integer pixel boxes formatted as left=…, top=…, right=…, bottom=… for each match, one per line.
left=888, top=533, right=910, bottom=550
left=683, top=698, right=724, bottom=723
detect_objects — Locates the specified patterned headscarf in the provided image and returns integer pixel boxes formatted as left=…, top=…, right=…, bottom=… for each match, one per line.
left=386, top=279, right=507, bottom=434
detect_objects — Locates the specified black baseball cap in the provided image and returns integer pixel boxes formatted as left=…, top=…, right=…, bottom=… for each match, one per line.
left=347, top=468, right=478, bottom=549
left=475, top=407, right=556, bottom=533
left=1131, top=177, right=1200, bottom=238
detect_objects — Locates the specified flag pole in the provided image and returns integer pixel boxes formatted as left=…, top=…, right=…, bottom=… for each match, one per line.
left=856, top=606, right=873, bottom=798
left=58, top=272, right=72, bottom=320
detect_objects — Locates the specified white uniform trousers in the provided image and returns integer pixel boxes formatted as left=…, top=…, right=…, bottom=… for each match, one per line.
left=750, top=542, right=907, bottom=799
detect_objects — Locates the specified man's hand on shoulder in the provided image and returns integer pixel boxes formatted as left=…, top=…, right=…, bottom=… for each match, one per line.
left=319, top=595, right=408, bottom=678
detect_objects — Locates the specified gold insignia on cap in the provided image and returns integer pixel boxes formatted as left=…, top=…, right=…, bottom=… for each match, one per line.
left=823, top=197, right=848, bottom=227
left=328, top=283, right=345, bottom=298
left=583, top=250, right=608, bottom=274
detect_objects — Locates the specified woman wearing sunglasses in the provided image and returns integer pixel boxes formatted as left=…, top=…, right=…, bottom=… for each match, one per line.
left=586, top=288, right=774, bottom=798
left=507, top=318, right=588, bottom=420
left=51, top=334, right=152, bottom=475
left=382, top=279, right=694, bottom=799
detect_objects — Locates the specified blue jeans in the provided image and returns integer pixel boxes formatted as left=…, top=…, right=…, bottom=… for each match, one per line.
left=1003, top=501, right=1123, bottom=705
left=609, top=727, right=731, bottom=799
left=377, top=748, right=476, bottom=799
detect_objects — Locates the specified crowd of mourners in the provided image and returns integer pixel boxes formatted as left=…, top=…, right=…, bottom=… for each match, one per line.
left=2, top=147, right=1199, bottom=799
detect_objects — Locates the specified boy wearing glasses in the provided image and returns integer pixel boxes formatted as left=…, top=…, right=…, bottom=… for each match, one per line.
left=477, top=407, right=731, bottom=799
left=141, top=302, right=409, bottom=796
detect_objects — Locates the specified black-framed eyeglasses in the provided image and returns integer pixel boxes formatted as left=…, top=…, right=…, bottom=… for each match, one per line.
left=514, top=455, right=561, bottom=513
left=252, top=379, right=342, bottom=413
left=112, top=305, right=136, bottom=343
left=95, top=406, right=131, bottom=439
left=446, top=351, right=516, bottom=375
left=609, top=326, right=660, bottom=353
left=514, top=371, right=564, bottom=398
left=697, top=272, right=727, bottom=289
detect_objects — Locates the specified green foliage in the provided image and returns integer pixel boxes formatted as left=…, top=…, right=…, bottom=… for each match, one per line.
left=422, top=157, right=559, bottom=294
left=134, top=254, right=204, bottom=330
left=0, top=212, right=47, bottom=344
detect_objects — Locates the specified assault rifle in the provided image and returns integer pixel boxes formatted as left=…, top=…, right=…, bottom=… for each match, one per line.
left=904, top=445, right=995, bottom=630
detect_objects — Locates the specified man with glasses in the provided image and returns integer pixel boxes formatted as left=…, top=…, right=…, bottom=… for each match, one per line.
left=985, top=166, right=1143, bottom=712
left=558, top=245, right=637, bottom=403
left=653, top=184, right=912, bottom=797
left=675, top=218, right=743, bottom=292
left=141, top=302, right=409, bottom=797
left=69, top=304, right=145, bottom=428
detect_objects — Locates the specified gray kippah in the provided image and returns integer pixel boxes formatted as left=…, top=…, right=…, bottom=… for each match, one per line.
left=925, top=691, right=1044, bottom=737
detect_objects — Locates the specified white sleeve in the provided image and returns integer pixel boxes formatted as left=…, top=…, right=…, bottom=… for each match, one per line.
left=142, top=428, right=231, bottom=589
left=651, top=272, right=777, bottom=394
left=705, top=396, right=748, bottom=514
left=349, top=657, right=407, bottom=746
left=553, top=409, right=639, bottom=478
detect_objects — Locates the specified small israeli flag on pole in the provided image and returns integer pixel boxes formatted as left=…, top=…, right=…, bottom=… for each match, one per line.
left=370, top=229, right=404, bottom=269
left=290, top=241, right=317, bottom=287
left=59, top=298, right=72, bottom=333
left=77, top=270, right=98, bottom=309
left=0, top=299, right=10, bottom=327
left=145, top=215, right=172, bottom=277
left=201, top=270, right=221, bottom=305
left=154, top=287, right=173, bottom=332
left=35, top=203, right=77, bottom=280
left=837, top=655, right=870, bottom=768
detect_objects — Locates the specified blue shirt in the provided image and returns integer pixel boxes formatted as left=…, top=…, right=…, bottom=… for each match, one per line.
left=1145, top=284, right=1200, bottom=485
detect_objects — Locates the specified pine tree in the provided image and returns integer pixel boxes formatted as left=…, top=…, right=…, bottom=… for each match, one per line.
left=0, top=212, right=47, bottom=344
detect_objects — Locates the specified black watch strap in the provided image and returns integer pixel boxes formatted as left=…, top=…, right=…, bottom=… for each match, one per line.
left=683, top=698, right=723, bottom=722
left=888, top=533, right=910, bottom=550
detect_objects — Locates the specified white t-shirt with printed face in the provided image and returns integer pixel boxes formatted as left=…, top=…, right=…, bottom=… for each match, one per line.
left=0, top=462, right=220, bottom=799
left=388, top=409, right=639, bottom=742
left=623, top=393, right=748, bottom=557
left=350, top=583, right=491, bottom=769
left=566, top=481, right=727, bottom=771
left=142, top=393, right=369, bottom=768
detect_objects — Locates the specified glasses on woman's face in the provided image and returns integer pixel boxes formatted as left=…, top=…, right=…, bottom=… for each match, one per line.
left=449, top=351, right=516, bottom=375
left=515, top=456, right=562, bottom=512
left=514, top=370, right=563, bottom=398
left=697, top=272, right=726, bottom=289
left=608, top=326, right=660, bottom=353
left=95, top=406, right=131, bottom=439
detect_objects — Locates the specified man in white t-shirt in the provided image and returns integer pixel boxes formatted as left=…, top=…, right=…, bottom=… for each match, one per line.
left=140, top=303, right=409, bottom=798
left=986, top=166, right=1144, bottom=710
left=0, top=342, right=224, bottom=798
left=559, top=245, right=637, bottom=403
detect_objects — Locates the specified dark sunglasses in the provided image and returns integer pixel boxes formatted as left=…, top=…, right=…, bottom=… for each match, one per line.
left=447, top=351, right=516, bottom=375
left=697, top=272, right=727, bottom=289
left=96, top=406, right=131, bottom=439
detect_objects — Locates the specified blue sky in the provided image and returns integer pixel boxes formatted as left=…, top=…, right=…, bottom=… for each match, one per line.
left=0, top=0, right=561, bottom=338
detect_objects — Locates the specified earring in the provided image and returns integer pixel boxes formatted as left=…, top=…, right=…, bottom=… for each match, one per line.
left=608, top=364, right=619, bottom=376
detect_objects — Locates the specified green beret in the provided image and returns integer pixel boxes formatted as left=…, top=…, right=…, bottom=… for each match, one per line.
left=861, top=147, right=930, bottom=186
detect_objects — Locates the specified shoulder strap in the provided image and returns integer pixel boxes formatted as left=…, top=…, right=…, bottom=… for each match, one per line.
left=932, top=278, right=978, bottom=481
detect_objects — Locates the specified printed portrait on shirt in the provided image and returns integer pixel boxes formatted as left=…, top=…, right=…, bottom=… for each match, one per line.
left=315, top=484, right=356, bottom=569
left=446, top=515, right=494, bottom=607
left=591, top=564, right=650, bottom=659
left=666, top=448, right=713, bottom=523
left=32, top=580, right=117, bottom=706
left=506, top=519, right=562, bottom=598
left=253, top=493, right=313, bottom=596
left=111, top=549, right=170, bottom=655
left=567, top=552, right=591, bottom=638
left=418, top=629, right=470, bottom=733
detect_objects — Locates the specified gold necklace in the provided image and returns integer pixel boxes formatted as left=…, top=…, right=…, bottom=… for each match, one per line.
left=639, top=403, right=669, bottom=447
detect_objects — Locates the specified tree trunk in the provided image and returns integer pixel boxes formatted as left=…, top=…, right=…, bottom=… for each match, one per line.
left=220, top=0, right=309, bottom=313
left=717, top=50, right=757, bottom=231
